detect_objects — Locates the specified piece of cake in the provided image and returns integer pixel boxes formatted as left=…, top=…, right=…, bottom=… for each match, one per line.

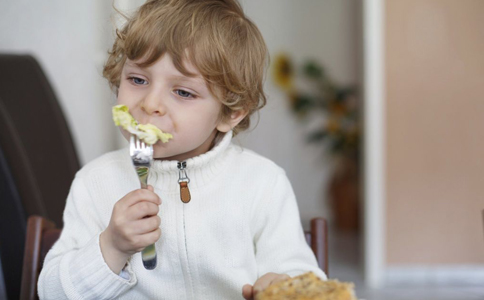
left=255, top=272, right=357, bottom=300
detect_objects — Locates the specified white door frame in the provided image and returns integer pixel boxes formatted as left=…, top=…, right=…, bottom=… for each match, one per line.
left=363, top=0, right=386, bottom=289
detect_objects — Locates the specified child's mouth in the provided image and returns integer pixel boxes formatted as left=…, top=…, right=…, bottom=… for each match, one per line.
left=112, top=104, right=173, bottom=145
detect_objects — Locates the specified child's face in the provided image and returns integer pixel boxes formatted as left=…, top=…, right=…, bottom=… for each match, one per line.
left=117, top=53, right=234, bottom=161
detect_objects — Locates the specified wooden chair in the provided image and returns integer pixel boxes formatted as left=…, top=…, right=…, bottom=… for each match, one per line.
left=20, top=216, right=61, bottom=300
left=21, top=216, right=328, bottom=299
left=305, top=217, right=329, bottom=276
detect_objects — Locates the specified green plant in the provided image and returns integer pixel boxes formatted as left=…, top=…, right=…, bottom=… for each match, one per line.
left=273, top=54, right=360, bottom=157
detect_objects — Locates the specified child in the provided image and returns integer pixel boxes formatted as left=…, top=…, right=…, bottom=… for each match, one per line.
left=38, top=0, right=326, bottom=299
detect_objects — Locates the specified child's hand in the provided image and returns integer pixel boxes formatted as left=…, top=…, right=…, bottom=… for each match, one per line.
left=100, top=185, right=161, bottom=274
left=242, top=273, right=290, bottom=300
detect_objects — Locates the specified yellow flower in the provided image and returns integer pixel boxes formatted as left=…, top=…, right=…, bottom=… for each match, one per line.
left=272, top=53, right=293, bottom=90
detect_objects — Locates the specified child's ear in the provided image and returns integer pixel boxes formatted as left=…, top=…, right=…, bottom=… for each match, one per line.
left=216, top=110, right=248, bottom=133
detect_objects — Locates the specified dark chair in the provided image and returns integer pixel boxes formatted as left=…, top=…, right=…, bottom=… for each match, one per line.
left=21, top=216, right=328, bottom=300
left=305, top=217, right=329, bottom=276
left=0, top=54, right=80, bottom=300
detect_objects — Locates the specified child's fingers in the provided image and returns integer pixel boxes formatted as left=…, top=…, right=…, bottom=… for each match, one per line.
left=252, top=276, right=272, bottom=295
left=132, top=215, right=161, bottom=234
left=253, top=273, right=289, bottom=296
left=129, top=201, right=160, bottom=220
left=269, top=274, right=290, bottom=285
left=121, top=188, right=161, bottom=208
left=242, top=284, right=253, bottom=300
left=136, top=227, right=162, bottom=249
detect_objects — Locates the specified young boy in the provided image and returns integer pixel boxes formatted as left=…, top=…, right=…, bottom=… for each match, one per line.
left=38, top=0, right=326, bottom=299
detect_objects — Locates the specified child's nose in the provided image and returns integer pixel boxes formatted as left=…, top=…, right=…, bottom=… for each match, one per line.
left=141, top=91, right=167, bottom=116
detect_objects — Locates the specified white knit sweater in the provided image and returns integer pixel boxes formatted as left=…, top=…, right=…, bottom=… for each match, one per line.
left=38, top=131, right=326, bottom=299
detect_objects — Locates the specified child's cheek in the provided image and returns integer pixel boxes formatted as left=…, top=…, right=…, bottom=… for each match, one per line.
left=118, top=127, right=131, bottom=142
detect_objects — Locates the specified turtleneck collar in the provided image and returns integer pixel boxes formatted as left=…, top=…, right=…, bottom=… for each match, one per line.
left=148, top=130, right=233, bottom=194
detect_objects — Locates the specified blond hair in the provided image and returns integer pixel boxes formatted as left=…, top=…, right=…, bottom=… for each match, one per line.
left=103, top=0, right=268, bottom=134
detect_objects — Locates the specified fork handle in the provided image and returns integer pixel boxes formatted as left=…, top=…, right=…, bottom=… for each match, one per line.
left=141, top=199, right=157, bottom=270
left=142, top=244, right=157, bottom=270
left=136, top=166, right=157, bottom=269
left=136, top=167, right=149, bottom=189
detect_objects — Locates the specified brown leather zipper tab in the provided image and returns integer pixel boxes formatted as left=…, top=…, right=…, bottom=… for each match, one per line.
left=179, top=181, right=191, bottom=203
left=177, top=161, right=191, bottom=203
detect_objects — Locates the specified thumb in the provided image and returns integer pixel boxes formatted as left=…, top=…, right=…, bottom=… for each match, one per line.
left=242, top=284, right=253, bottom=300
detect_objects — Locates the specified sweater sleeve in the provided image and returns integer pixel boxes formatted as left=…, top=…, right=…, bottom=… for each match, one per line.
left=37, top=174, right=137, bottom=300
left=252, top=171, right=328, bottom=280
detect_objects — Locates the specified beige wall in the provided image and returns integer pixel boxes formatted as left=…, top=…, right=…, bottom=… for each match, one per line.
left=385, top=0, right=484, bottom=264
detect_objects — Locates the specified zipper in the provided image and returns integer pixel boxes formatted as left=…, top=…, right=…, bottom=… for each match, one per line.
left=177, top=161, right=191, bottom=203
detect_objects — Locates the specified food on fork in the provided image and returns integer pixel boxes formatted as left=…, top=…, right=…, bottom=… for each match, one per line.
left=255, top=272, right=357, bottom=300
left=112, top=104, right=173, bottom=145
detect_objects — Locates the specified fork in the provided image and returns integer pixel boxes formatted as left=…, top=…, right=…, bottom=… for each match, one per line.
left=129, top=134, right=157, bottom=270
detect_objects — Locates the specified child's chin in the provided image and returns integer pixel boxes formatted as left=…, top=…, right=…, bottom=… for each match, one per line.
left=152, top=146, right=171, bottom=160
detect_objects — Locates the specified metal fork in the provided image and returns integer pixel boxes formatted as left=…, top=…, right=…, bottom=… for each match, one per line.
left=129, top=134, right=157, bottom=270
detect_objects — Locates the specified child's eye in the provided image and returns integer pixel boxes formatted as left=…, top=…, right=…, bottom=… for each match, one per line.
left=128, top=77, right=148, bottom=85
left=175, top=89, right=196, bottom=99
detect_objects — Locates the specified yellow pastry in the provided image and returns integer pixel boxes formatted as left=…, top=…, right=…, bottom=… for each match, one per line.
left=255, top=272, right=357, bottom=300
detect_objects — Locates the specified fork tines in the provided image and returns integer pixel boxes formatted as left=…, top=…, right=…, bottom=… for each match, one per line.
left=130, top=135, right=153, bottom=165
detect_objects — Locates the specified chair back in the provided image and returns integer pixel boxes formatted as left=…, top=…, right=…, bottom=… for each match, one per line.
left=0, top=54, right=80, bottom=299
left=20, top=216, right=61, bottom=300
left=305, top=217, right=329, bottom=276
left=0, top=54, right=80, bottom=226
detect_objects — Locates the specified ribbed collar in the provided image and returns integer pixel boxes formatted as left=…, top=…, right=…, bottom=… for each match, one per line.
left=148, top=131, right=233, bottom=194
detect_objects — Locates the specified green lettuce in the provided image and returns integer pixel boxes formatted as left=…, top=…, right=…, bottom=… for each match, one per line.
left=112, top=104, right=173, bottom=145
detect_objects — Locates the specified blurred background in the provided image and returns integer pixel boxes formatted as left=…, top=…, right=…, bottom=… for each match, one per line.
left=1, top=0, right=483, bottom=299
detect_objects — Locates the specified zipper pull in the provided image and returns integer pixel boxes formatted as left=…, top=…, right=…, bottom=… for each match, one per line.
left=177, top=161, right=191, bottom=203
